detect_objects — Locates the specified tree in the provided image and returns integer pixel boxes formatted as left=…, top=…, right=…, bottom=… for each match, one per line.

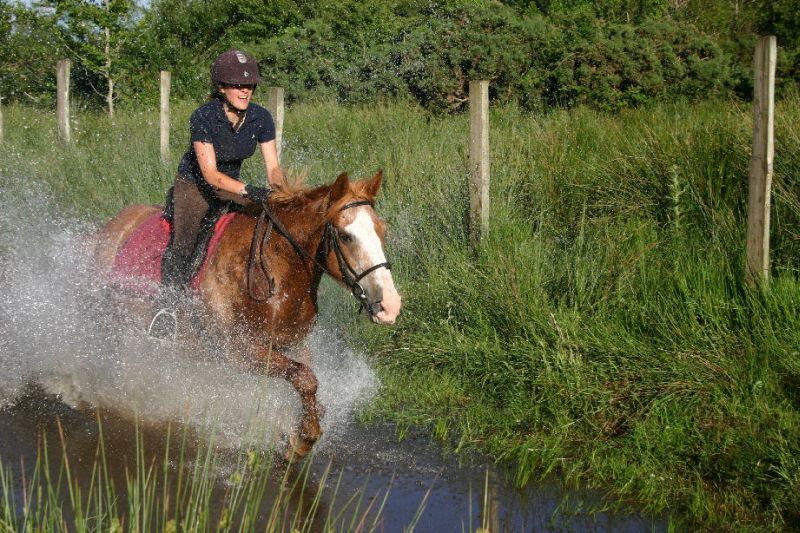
left=0, top=1, right=65, bottom=105
left=39, top=0, right=138, bottom=115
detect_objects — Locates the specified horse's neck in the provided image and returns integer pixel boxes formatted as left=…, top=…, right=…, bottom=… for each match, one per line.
left=268, top=196, right=329, bottom=269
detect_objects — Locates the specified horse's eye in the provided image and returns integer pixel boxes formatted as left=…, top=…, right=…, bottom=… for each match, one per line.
left=338, top=230, right=352, bottom=243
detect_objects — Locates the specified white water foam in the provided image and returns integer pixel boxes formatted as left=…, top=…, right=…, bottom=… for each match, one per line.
left=0, top=179, right=379, bottom=451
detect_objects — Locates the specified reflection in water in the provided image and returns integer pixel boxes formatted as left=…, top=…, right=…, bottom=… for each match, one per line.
left=0, top=180, right=666, bottom=531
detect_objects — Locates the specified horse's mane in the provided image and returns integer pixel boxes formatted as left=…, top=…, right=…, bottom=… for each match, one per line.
left=268, top=179, right=330, bottom=212
left=269, top=166, right=310, bottom=201
left=268, top=168, right=376, bottom=223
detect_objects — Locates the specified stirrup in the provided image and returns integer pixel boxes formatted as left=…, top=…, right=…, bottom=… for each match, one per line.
left=148, top=308, right=177, bottom=341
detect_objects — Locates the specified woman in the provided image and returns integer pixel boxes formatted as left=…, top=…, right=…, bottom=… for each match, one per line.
left=149, top=49, right=285, bottom=339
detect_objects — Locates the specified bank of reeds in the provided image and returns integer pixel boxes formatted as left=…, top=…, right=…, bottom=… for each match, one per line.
left=1, top=95, right=798, bottom=531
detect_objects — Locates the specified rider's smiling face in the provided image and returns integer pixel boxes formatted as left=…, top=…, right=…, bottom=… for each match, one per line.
left=219, top=84, right=255, bottom=111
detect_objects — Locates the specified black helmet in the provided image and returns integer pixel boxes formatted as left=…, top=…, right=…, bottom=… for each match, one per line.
left=211, top=49, right=261, bottom=86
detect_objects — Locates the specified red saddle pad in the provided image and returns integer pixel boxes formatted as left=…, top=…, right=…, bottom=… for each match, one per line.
left=110, top=212, right=236, bottom=296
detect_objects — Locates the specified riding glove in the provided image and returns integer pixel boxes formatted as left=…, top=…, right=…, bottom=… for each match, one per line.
left=244, top=184, right=271, bottom=204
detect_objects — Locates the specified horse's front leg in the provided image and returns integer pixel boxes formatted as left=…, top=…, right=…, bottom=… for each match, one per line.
left=251, top=345, right=322, bottom=459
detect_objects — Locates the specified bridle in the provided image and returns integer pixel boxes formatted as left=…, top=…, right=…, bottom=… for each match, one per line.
left=250, top=199, right=391, bottom=316
left=323, top=200, right=392, bottom=314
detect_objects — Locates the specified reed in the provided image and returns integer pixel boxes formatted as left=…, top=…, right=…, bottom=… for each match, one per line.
left=0, top=414, right=418, bottom=532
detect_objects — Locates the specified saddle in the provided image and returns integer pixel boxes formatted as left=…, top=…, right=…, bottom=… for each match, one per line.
left=110, top=209, right=234, bottom=295
left=162, top=186, right=275, bottom=299
left=110, top=203, right=275, bottom=300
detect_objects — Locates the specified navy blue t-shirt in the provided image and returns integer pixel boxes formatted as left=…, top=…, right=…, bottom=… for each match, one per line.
left=176, top=99, right=276, bottom=183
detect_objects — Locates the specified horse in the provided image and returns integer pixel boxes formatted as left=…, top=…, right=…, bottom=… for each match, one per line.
left=91, top=171, right=402, bottom=457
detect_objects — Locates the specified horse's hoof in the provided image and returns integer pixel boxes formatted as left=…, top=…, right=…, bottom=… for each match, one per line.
left=284, top=432, right=315, bottom=462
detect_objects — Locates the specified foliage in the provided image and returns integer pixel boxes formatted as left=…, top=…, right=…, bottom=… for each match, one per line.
left=255, top=1, right=411, bottom=105
left=753, top=0, right=800, bottom=91
left=389, top=3, right=547, bottom=112
left=36, top=0, right=140, bottom=114
left=255, top=1, right=734, bottom=113
left=544, top=17, right=732, bottom=110
left=0, top=0, right=798, bottom=112
left=0, top=2, right=65, bottom=106
left=122, top=0, right=316, bottom=105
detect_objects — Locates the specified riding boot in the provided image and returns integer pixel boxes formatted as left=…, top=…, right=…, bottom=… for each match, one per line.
left=148, top=246, right=190, bottom=340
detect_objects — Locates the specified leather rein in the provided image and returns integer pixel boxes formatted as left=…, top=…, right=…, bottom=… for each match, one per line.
left=247, top=199, right=391, bottom=316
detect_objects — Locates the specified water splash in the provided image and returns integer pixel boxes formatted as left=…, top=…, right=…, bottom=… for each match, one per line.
left=0, top=178, right=378, bottom=450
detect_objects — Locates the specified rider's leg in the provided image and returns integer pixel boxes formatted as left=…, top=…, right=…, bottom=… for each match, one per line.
left=149, top=177, right=210, bottom=338
left=169, top=177, right=212, bottom=280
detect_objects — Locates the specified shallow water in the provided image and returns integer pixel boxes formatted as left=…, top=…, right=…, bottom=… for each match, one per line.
left=0, top=179, right=666, bottom=531
left=0, top=389, right=665, bottom=532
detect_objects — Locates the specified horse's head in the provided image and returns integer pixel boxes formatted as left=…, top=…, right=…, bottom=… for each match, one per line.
left=324, top=171, right=402, bottom=325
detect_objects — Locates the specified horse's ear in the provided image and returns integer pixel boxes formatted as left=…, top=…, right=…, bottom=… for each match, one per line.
left=364, top=170, right=383, bottom=198
left=331, top=172, right=350, bottom=201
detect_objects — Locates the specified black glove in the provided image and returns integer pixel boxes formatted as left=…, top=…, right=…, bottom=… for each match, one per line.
left=244, top=184, right=271, bottom=204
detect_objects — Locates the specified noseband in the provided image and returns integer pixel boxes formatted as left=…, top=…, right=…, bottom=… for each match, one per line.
left=256, top=199, right=391, bottom=316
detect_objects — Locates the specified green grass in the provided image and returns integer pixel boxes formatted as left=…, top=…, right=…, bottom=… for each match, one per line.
left=1, top=95, right=799, bottom=531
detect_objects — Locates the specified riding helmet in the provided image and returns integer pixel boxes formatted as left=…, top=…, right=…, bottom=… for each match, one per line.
left=211, top=50, right=262, bottom=86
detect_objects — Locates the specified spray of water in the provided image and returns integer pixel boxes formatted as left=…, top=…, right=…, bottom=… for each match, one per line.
left=0, top=179, right=379, bottom=451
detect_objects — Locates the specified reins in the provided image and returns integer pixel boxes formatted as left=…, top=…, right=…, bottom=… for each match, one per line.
left=246, top=199, right=391, bottom=315
left=246, top=207, right=275, bottom=300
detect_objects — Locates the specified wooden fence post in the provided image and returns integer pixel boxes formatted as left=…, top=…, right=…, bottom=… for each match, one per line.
left=746, top=36, right=776, bottom=285
left=160, top=71, right=171, bottom=164
left=469, top=80, right=490, bottom=251
left=57, top=59, right=71, bottom=143
left=266, top=87, right=284, bottom=165
left=0, top=96, right=4, bottom=145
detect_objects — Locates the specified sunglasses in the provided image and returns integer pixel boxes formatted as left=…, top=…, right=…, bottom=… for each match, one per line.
left=221, top=83, right=256, bottom=90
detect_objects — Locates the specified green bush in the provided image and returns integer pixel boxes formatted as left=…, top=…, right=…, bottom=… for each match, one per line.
left=0, top=3, right=64, bottom=106
left=1, top=0, right=794, bottom=112
left=534, top=15, right=733, bottom=110
left=256, top=3, right=736, bottom=113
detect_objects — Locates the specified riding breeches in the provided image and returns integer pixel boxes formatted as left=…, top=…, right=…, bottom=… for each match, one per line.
left=161, top=176, right=250, bottom=290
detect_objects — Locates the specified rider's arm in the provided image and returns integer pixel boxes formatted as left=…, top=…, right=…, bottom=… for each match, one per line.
left=260, top=139, right=285, bottom=189
left=194, top=141, right=248, bottom=195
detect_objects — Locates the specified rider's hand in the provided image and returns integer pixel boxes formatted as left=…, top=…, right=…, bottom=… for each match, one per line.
left=244, top=184, right=271, bottom=204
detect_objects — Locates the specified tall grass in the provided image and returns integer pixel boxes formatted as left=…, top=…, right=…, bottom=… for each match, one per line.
left=1, top=95, right=799, bottom=530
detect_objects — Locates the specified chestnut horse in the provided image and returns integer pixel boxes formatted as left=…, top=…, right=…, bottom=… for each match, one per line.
left=92, top=171, right=402, bottom=457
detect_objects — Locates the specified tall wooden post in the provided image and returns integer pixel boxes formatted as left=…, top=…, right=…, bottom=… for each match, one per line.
left=266, top=87, right=284, bottom=164
left=57, top=60, right=71, bottom=143
left=746, top=36, right=776, bottom=284
left=160, top=71, right=171, bottom=163
left=469, top=80, right=490, bottom=251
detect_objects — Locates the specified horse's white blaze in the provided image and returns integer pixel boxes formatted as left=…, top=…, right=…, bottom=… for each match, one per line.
left=344, top=210, right=401, bottom=324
